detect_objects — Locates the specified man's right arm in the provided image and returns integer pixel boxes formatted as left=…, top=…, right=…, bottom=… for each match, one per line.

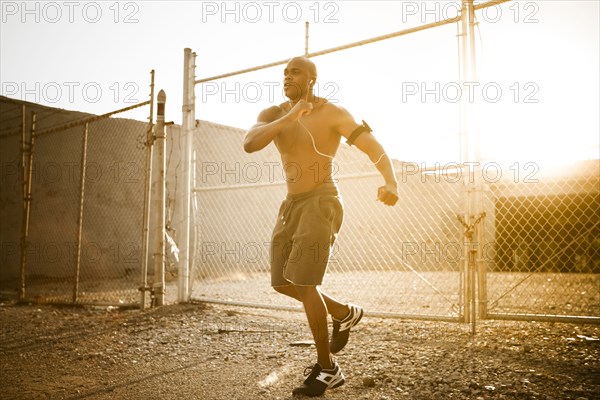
left=244, top=101, right=313, bottom=153
left=243, top=106, right=289, bottom=153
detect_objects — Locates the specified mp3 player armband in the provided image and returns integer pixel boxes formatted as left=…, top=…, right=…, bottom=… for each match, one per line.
left=346, top=120, right=372, bottom=146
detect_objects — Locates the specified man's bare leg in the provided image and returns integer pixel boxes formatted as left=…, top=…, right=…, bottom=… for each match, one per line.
left=273, top=285, right=349, bottom=320
left=293, top=285, right=333, bottom=369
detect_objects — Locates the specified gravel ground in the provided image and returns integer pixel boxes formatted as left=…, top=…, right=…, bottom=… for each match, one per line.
left=1, top=300, right=599, bottom=400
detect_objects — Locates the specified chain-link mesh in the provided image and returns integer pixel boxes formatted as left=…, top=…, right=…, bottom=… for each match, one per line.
left=74, top=117, right=149, bottom=305
left=1, top=100, right=90, bottom=299
left=23, top=124, right=83, bottom=303
left=482, top=161, right=600, bottom=318
left=188, top=123, right=599, bottom=321
left=0, top=97, right=150, bottom=306
left=190, top=123, right=464, bottom=319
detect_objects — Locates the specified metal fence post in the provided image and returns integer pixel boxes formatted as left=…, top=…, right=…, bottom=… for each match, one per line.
left=73, top=123, right=89, bottom=304
left=19, top=109, right=35, bottom=302
left=459, top=0, right=483, bottom=332
left=179, top=48, right=196, bottom=303
left=465, top=0, right=488, bottom=323
left=140, top=71, right=156, bottom=309
left=152, top=90, right=167, bottom=306
left=19, top=104, right=26, bottom=301
left=459, top=0, right=470, bottom=325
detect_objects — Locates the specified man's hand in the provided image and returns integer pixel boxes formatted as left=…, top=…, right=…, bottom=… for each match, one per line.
left=377, top=184, right=398, bottom=206
left=287, top=99, right=313, bottom=121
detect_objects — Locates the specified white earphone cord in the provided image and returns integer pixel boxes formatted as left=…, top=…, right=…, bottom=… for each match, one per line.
left=290, top=91, right=387, bottom=166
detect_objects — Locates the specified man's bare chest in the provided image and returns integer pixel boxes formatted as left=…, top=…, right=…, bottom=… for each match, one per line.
left=276, top=113, right=334, bottom=155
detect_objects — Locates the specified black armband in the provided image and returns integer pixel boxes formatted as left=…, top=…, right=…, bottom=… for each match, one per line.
left=346, top=120, right=372, bottom=146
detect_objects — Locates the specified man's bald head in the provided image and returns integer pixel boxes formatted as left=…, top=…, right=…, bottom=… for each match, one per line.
left=286, top=57, right=317, bottom=81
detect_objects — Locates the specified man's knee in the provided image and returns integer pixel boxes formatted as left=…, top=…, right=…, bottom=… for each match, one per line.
left=273, top=285, right=289, bottom=295
left=293, top=284, right=318, bottom=301
left=273, top=284, right=298, bottom=299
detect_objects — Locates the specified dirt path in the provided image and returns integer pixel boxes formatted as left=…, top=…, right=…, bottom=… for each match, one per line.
left=1, top=301, right=598, bottom=399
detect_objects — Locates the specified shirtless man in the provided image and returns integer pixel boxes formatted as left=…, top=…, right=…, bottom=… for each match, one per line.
left=244, top=57, right=398, bottom=397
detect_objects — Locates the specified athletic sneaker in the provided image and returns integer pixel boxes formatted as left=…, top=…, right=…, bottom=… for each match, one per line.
left=292, top=362, right=345, bottom=397
left=330, top=303, right=363, bottom=354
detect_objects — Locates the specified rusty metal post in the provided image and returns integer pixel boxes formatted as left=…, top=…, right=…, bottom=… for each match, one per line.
left=152, top=90, right=167, bottom=306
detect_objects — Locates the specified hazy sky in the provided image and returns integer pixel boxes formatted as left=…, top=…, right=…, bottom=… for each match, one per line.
left=1, top=1, right=598, bottom=166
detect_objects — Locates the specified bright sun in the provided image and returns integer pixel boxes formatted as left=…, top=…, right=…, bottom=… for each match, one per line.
left=471, top=4, right=599, bottom=170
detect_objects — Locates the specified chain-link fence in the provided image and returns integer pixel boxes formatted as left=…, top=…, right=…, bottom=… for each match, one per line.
left=182, top=14, right=599, bottom=323
left=189, top=122, right=465, bottom=320
left=482, top=160, right=600, bottom=320
left=0, top=96, right=152, bottom=306
left=189, top=126, right=599, bottom=322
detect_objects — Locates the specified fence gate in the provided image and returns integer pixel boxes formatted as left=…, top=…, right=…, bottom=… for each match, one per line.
left=0, top=94, right=153, bottom=307
left=481, top=161, right=600, bottom=323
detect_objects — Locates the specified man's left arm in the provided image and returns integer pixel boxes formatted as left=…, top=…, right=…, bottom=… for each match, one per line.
left=335, top=108, right=399, bottom=206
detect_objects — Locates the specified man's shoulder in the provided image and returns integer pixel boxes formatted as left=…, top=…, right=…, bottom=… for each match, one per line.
left=314, top=98, right=344, bottom=112
left=320, top=101, right=352, bottom=119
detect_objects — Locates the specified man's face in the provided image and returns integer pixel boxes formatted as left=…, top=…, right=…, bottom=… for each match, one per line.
left=283, top=60, right=312, bottom=101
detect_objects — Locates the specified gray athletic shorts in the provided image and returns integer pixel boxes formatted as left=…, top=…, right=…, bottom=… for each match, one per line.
left=270, top=182, right=344, bottom=287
